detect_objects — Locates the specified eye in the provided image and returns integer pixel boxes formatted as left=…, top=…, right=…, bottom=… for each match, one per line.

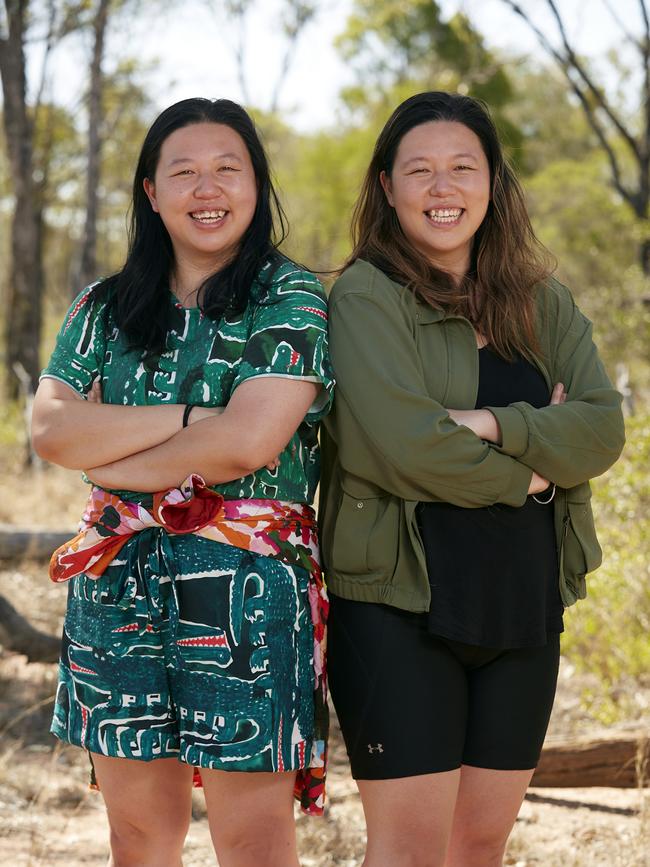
left=172, top=169, right=194, bottom=177
left=408, top=167, right=428, bottom=175
left=219, top=165, right=239, bottom=172
left=454, top=164, right=474, bottom=172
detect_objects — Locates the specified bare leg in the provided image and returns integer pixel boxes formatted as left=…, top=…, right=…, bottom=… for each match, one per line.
left=444, top=765, right=535, bottom=867
left=91, top=753, right=193, bottom=867
left=357, top=770, right=461, bottom=867
left=200, top=768, right=300, bottom=867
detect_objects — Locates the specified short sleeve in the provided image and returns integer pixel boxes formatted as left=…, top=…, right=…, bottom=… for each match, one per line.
left=232, top=264, right=334, bottom=422
left=40, top=284, right=107, bottom=397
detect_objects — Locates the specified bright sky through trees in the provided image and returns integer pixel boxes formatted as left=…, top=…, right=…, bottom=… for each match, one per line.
left=26, top=0, right=636, bottom=131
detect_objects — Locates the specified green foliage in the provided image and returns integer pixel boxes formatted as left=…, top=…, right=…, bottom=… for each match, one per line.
left=525, top=148, right=650, bottom=379
left=563, top=413, right=650, bottom=723
left=0, top=400, right=23, bottom=450
left=335, top=0, right=521, bottom=152
left=503, top=62, right=597, bottom=175
left=277, top=124, right=378, bottom=271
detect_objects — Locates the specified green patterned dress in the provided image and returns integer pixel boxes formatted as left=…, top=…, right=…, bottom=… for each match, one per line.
left=42, top=258, right=333, bottom=809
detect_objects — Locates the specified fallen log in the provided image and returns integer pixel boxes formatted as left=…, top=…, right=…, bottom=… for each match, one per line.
left=0, top=524, right=73, bottom=561
left=0, top=594, right=60, bottom=663
left=533, top=730, right=650, bottom=788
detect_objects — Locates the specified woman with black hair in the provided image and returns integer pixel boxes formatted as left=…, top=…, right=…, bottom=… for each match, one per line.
left=320, top=91, right=624, bottom=866
left=32, top=98, right=332, bottom=867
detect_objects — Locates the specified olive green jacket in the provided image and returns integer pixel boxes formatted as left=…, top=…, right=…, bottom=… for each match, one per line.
left=320, top=259, right=625, bottom=611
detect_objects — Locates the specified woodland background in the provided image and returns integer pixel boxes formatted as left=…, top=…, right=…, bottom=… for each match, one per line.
left=0, top=1, right=649, bottom=864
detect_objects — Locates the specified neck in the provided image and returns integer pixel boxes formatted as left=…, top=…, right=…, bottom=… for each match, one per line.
left=171, top=257, right=224, bottom=308
left=427, top=250, right=470, bottom=286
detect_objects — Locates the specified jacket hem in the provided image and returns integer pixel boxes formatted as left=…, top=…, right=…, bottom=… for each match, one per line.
left=325, top=575, right=430, bottom=613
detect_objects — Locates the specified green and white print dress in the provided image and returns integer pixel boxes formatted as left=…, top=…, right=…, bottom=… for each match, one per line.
left=42, top=258, right=334, bottom=813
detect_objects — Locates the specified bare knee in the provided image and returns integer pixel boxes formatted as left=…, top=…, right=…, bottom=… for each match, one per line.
left=365, top=839, right=447, bottom=867
left=445, top=828, right=509, bottom=867
left=365, top=819, right=448, bottom=867
left=108, top=812, right=188, bottom=867
left=212, top=813, right=297, bottom=867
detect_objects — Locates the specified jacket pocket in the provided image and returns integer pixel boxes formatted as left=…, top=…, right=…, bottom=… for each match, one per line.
left=330, top=478, right=401, bottom=582
left=559, top=485, right=602, bottom=606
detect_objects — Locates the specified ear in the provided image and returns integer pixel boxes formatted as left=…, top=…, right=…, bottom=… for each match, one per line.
left=379, top=170, right=394, bottom=207
left=143, top=178, right=159, bottom=213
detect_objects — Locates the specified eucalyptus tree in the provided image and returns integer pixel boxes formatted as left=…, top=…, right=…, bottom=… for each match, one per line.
left=500, top=0, right=650, bottom=274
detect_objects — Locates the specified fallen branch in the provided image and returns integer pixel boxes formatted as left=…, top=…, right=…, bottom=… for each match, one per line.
left=0, top=524, right=72, bottom=561
left=0, top=594, right=60, bottom=663
left=533, top=731, right=650, bottom=788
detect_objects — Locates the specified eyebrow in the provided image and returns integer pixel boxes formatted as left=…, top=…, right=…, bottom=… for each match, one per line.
left=402, top=152, right=479, bottom=167
left=167, top=152, right=243, bottom=167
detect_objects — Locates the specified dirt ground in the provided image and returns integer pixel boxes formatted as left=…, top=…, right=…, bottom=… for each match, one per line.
left=1, top=559, right=649, bottom=866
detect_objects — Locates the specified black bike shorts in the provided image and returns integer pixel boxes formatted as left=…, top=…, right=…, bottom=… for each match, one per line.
left=328, top=595, right=560, bottom=780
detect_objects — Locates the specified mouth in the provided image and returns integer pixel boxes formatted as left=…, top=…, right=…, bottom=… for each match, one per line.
left=189, top=209, right=227, bottom=225
left=425, top=207, right=464, bottom=225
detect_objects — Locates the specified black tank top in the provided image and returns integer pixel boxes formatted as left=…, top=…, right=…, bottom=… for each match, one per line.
left=418, top=346, right=564, bottom=648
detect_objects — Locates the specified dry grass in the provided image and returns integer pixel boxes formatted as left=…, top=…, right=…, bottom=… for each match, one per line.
left=0, top=460, right=88, bottom=529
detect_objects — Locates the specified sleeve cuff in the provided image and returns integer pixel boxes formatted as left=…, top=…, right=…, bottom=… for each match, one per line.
left=487, top=405, right=529, bottom=457
left=38, top=372, right=87, bottom=398
left=499, top=455, right=533, bottom=507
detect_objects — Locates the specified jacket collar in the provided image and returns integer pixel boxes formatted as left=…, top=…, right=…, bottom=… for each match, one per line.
left=415, top=304, right=447, bottom=324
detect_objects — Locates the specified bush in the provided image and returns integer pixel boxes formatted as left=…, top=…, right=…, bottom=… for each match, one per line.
left=563, top=412, right=650, bottom=723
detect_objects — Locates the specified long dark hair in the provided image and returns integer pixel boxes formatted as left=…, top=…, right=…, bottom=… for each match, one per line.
left=347, top=91, right=555, bottom=359
left=96, top=97, right=288, bottom=356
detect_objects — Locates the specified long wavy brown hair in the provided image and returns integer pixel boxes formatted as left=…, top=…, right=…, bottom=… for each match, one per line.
left=346, top=91, right=555, bottom=360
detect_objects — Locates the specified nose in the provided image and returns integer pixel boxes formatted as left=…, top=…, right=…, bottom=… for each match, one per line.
left=430, top=170, right=454, bottom=196
left=194, top=172, right=223, bottom=199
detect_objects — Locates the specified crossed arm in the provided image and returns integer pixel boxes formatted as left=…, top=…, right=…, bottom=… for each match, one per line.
left=32, top=376, right=320, bottom=492
left=446, top=382, right=568, bottom=495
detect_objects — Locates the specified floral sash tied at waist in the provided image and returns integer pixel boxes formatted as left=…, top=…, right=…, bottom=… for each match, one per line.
left=50, top=474, right=328, bottom=816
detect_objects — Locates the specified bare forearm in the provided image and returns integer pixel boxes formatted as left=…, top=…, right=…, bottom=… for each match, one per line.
left=86, top=415, right=263, bottom=492
left=447, top=408, right=501, bottom=444
left=32, top=399, right=186, bottom=469
left=86, top=378, right=319, bottom=492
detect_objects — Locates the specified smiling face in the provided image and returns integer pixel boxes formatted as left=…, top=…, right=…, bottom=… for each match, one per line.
left=143, top=121, right=258, bottom=275
left=380, top=120, right=491, bottom=278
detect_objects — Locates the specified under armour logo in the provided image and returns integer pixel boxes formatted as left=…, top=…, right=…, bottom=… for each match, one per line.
left=367, top=743, right=384, bottom=754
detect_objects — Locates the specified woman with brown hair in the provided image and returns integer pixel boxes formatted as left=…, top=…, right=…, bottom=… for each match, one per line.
left=320, top=91, right=624, bottom=866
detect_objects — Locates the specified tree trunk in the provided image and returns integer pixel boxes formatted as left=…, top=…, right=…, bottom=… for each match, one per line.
left=641, top=236, right=650, bottom=276
left=0, top=0, right=44, bottom=398
left=76, top=0, right=111, bottom=293
left=0, top=594, right=60, bottom=663
left=533, top=731, right=650, bottom=788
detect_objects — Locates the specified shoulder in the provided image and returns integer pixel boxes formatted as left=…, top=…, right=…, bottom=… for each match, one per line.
left=61, top=279, right=112, bottom=334
left=256, top=257, right=326, bottom=305
left=330, top=260, right=418, bottom=333
left=331, top=259, right=401, bottom=304
left=534, top=276, right=588, bottom=334
left=249, top=258, right=328, bottom=331
left=536, top=276, right=575, bottom=310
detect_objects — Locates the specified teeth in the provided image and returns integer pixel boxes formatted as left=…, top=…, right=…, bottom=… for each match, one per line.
left=427, top=208, right=463, bottom=222
left=191, top=210, right=226, bottom=221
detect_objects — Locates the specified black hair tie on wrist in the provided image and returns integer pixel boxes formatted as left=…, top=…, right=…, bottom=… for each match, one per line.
left=182, top=404, right=196, bottom=428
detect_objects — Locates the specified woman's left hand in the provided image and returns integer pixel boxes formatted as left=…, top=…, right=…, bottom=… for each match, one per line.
left=550, top=382, right=567, bottom=405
